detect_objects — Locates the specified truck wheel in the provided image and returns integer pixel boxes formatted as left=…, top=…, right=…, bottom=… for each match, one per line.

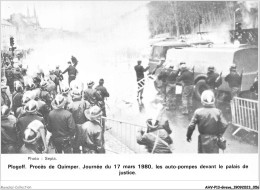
left=194, top=79, right=208, bottom=100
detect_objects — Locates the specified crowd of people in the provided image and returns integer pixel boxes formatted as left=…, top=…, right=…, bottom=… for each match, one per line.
left=1, top=55, right=110, bottom=154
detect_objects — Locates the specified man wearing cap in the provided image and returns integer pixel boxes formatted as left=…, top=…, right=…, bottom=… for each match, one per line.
left=134, top=60, right=149, bottom=99
left=16, top=100, right=45, bottom=149
left=1, top=82, right=11, bottom=107
left=186, top=90, right=228, bottom=153
left=1, top=105, right=18, bottom=153
left=176, top=62, right=194, bottom=114
left=67, top=88, right=88, bottom=153
left=19, top=120, right=48, bottom=154
left=137, top=119, right=173, bottom=154
left=95, top=79, right=109, bottom=117
left=79, top=106, right=105, bottom=153
left=47, top=94, right=76, bottom=153
left=62, top=61, right=78, bottom=85
left=84, top=81, right=102, bottom=106
left=225, top=64, right=242, bottom=99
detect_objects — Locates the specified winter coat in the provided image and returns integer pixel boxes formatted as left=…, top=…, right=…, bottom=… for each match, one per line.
left=1, top=91, right=11, bottom=107
left=187, top=106, right=228, bottom=153
left=67, top=98, right=88, bottom=125
left=12, top=91, right=23, bottom=116
left=177, top=69, right=194, bottom=86
left=84, top=88, right=102, bottom=105
left=225, top=71, right=242, bottom=88
left=1, top=114, right=17, bottom=147
left=79, top=120, right=105, bottom=153
left=62, top=65, right=78, bottom=76
left=167, top=70, right=179, bottom=84
left=137, top=127, right=173, bottom=154
left=95, top=85, right=109, bottom=101
left=47, top=108, right=76, bottom=139
left=134, top=65, right=148, bottom=79
left=16, top=112, right=45, bottom=146
left=206, top=72, right=222, bottom=89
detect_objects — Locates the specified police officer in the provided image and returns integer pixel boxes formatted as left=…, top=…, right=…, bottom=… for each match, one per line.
left=206, top=66, right=222, bottom=102
left=224, top=64, right=242, bottom=99
left=186, top=90, right=228, bottom=153
left=176, top=62, right=194, bottom=115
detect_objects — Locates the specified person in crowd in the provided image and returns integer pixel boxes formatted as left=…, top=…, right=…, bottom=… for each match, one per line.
left=49, top=70, right=59, bottom=94
left=5, top=62, right=14, bottom=93
left=16, top=100, right=45, bottom=149
left=19, top=120, right=48, bottom=154
left=165, top=65, right=179, bottom=110
left=250, top=73, right=258, bottom=100
left=13, top=67, right=24, bottom=86
left=16, top=91, right=35, bottom=117
left=176, top=62, right=194, bottom=115
left=12, top=81, right=24, bottom=117
left=1, top=82, right=11, bottom=107
left=95, top=78, right=109, bottom=117
left=60, top=84, right=71, bottom=109
left=67, top=88, right=88, bottom=153
left=62, top=61, right=78, bottom=85
left=80, top=106, right=105, bottom=153
left=25, top=80, right=36, bottom=91
left=137, top=118, right=173, bottom=154
left=224, top=64, right=242, bottom=99
left=134, top=60, right=149, bottom=99
left=54, top=65, right=63, bottom=93
left=206, top=66, right=222, bottom=92
left=39, top=80, right=53, bottom=108
left=45, top=76, right=56, bottom=98
left=1, top=105, right=18, bottom=153
left=186, top=90, right=228, bottom=153
left=47, top=94, right=76, bottom=153
left=84, top=81, right=102, bottom=107
left=156, top=66, right=170, bottom=102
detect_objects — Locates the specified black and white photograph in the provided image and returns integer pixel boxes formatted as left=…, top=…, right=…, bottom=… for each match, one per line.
left=1, top=1, right=258, bottom=156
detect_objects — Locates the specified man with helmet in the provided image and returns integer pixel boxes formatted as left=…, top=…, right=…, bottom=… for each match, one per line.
left=79, top=106, right=105, bottom=153
left=16, top=100, right=45, bottom=149
left=224, top=64, right=243, bottom=99
left=47, top=94, right=76, bottom=153
left=60, top=84, right=71, bottom=109
left=186, top=90, right=228, bottom=153
left=12, top=81, right=24, bottom=117
left=176, top=62, right=194, bottom=114
left=206, top=66, right=222, bottom=91
left=67, top=88, right=89, bottom=153
left=84, top=81, right=102, bottom=107
left=16, top=91, right=35, bottom=117
left=1, top=105, right=18, bottom=153
left=137, top=118, right=173, bottom=154
left=39, top=80, right=53, bottom=107
left=1, top=82, right=11, bottom=107
left=13, top=66, right=24, bottom=86
left=19, top=120, right=48, bottom=154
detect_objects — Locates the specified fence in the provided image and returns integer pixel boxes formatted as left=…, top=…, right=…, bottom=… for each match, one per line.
left=231, top=97, right=258, bottom=135
left=102, top=117, right=147, bottom=153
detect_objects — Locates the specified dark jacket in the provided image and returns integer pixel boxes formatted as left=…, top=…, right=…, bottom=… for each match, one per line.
left=187, top=106, right=228, bottom=153
left=47, top=108, right=76, bottom=139
left=134, top=65, right=148, bottom=79
left=13, top=70, right=24, bottom=83
left=167, top=70, right=179, bottom=84
left=95, top=85, right=109, bottom=101
left=1, top=114, right=17, bottom=146
left=177, top=69, right=194, bottom=86
left=84, top=88, right=102, bottom=105
left=12, top=91, right=23, bottom=115
left=62, top=65, right=78, bottom=76
left=225, top=71, right=242, bottom=88
left=79, top=120, right=104, bottom=153
left=39, top=89, right=52, bottom=106
left=1, top=92, right=11, bottom=107
left=16, top=112, right=45, bottom=146
left=137, top=127, right=173, bottom=154
left=206, top=72, right=222, bottom=89
left=67, top=98, right=87, bottom=125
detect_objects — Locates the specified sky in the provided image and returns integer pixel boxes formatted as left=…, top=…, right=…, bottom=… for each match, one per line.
left=1, top=1, right=148, bottom=32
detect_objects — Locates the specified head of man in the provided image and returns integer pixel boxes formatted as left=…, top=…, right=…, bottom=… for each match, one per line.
left=201, top=90, right=215, bottom=107
left=99, top=79, right=104, bottom=86
left=137, top=60, right=142, bottom=65
left=146, top=118, right=159, bottom=132
left=52, top=94, right=66, bottom=109
left=84, top=105, right=102, bottom=121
